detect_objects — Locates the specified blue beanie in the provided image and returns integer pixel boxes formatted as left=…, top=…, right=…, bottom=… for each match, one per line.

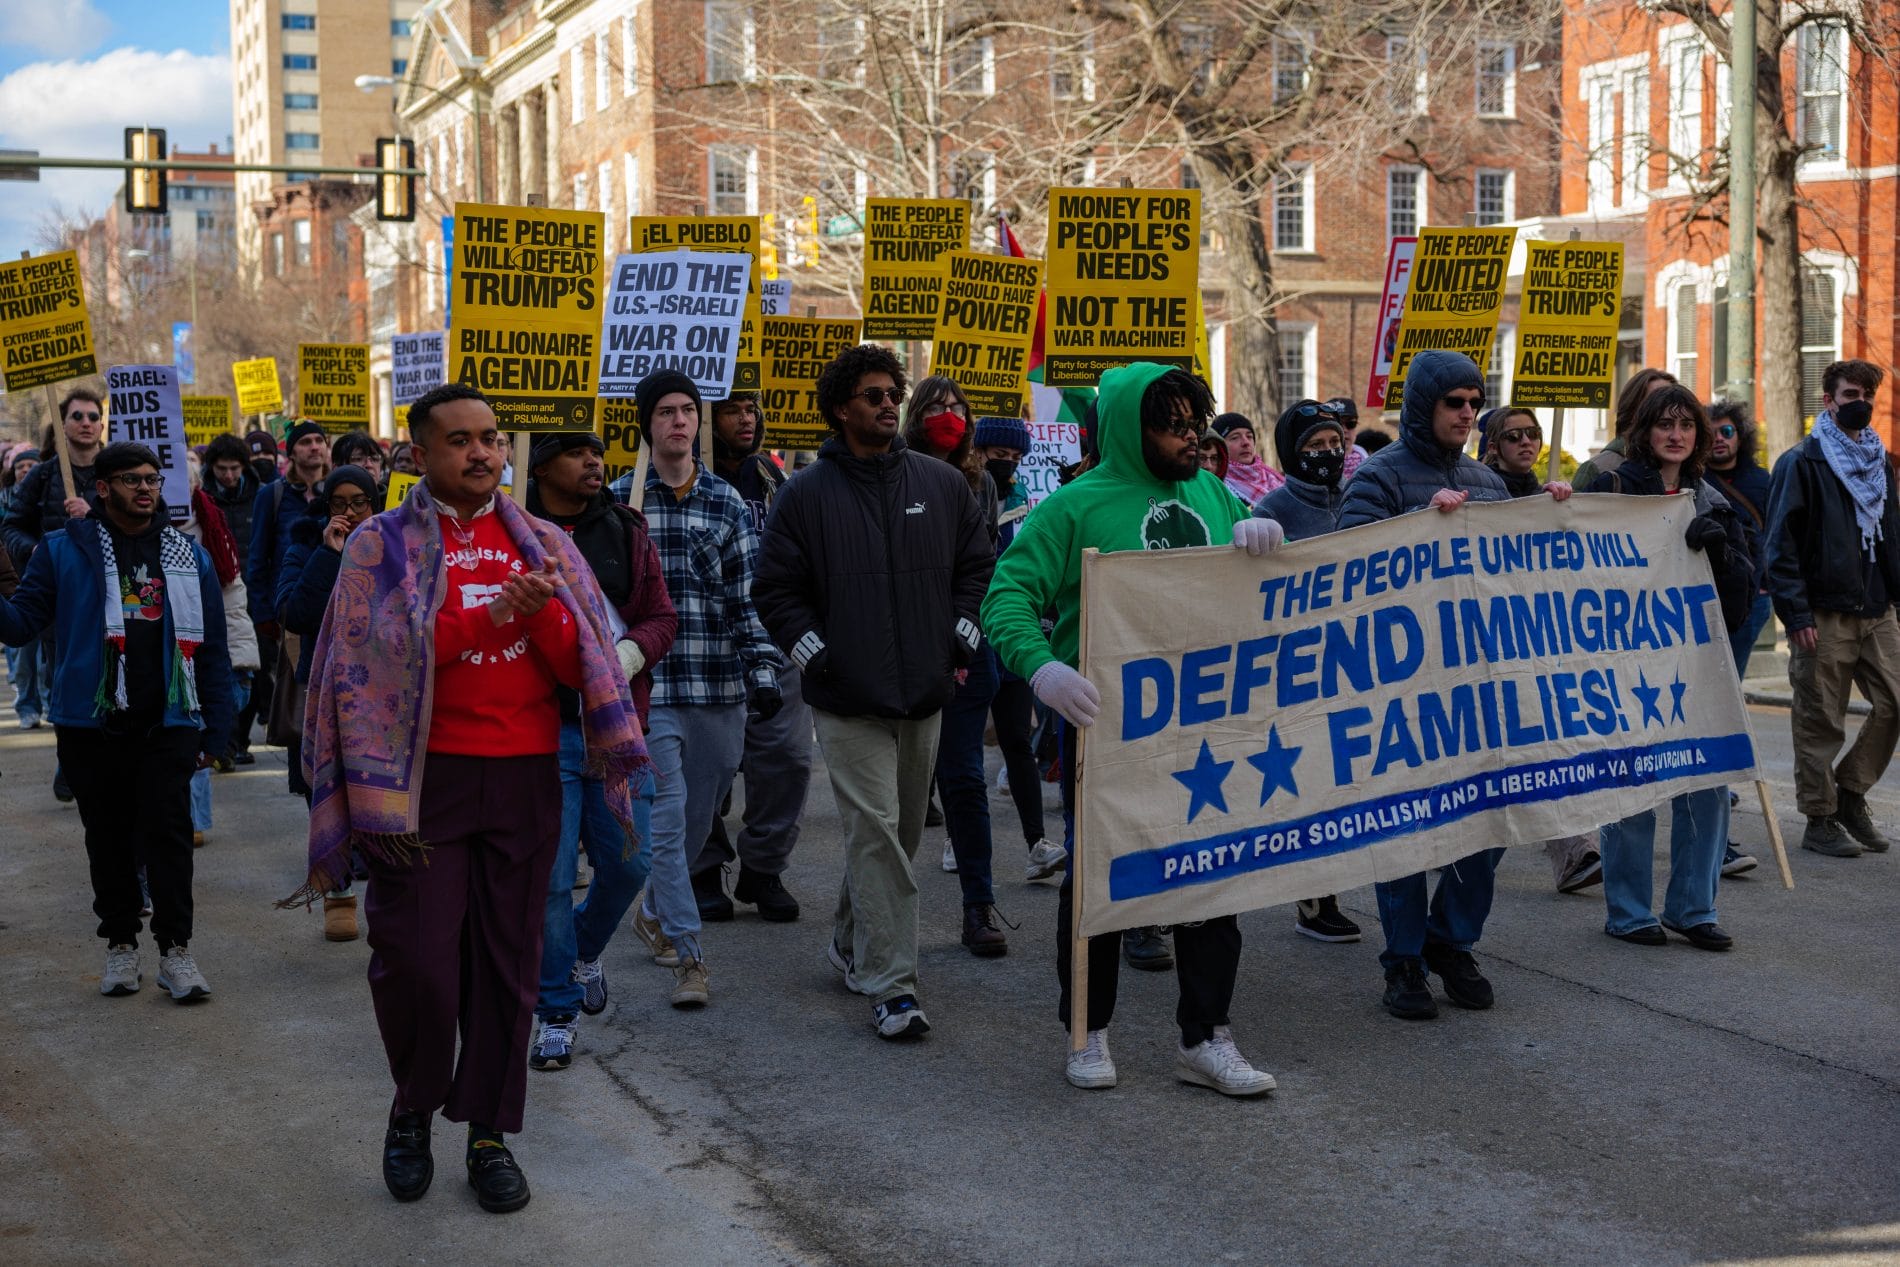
left=973, top=416, right=1032, bottom=456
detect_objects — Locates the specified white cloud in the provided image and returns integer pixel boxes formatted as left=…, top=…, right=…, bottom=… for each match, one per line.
left=0, top=0, right=112, bottom=58
left=0, top=46, right=232, bottom=257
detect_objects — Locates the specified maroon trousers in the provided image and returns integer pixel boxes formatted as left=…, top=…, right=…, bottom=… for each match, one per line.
left=364, top=752, right=561, bottom=1134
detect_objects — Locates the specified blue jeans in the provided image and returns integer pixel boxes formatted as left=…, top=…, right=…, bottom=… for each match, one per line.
left=1729, top=592, right=1772, bottom=676
left=1375, top=850, right=1505, bottom=972
left=7, top=639, right=46, bottom=724
left=1599, top=787, right=1726, bottom=934
left=645, top=702, right=746, bottom=964
left=190, top=765, right=212, bottom=831
left=937, top=643, right=999, bottom=908
left=537, top=722, right=655, bottom=1020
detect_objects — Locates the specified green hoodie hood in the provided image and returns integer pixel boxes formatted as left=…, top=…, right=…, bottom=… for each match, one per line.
left=980, top=361, right=1248, bottom=680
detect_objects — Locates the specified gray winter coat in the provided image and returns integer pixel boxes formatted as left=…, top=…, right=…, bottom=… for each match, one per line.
left=1336, top=350, right=1510, bottom=529
left=1253, top=477, right=1340, bottom=543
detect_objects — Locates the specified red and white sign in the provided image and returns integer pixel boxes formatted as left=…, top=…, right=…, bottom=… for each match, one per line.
left=1363, top=236, right=1417, bottom=410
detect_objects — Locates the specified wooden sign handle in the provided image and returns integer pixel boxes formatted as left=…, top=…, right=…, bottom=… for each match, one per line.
left=1756, top=779, right=1794, bottom=890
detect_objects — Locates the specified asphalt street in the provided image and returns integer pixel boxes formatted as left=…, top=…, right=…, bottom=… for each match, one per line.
left=1, top=694, right=1895, bottom=1266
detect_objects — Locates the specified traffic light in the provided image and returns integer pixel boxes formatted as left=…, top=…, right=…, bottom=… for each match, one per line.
left=799, top=194, right=819, bottom=268
left=124, top=127, right=167, bottom=214
left=376, top=138, right=416, bottom=222
left=760, top=212, right=779, bottom=280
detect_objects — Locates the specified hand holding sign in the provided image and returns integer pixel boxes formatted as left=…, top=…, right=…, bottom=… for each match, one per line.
left=1032, top=661, right=1101, bottom=729
left=1231, top=518, right=1285, bottom=557
left=1430, top=489, right=1469, bottom=514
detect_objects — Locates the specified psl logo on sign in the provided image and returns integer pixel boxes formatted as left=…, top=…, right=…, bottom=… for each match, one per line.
left=1072, top=495, right=1757, bottom=937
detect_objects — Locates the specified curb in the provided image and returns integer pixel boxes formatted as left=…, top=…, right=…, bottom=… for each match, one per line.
left=1743, top=685, right=1872, bottom=717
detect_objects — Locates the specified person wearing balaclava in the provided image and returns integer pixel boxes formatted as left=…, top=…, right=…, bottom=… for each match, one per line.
left=1764, top=358, right=1900, bottom=859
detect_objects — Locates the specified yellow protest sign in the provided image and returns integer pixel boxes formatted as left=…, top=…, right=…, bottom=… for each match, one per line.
left=1192, top=291, right=1211, bottom=383
left=862, top=198, right=969, bottom=341
left=758, top=316, right=862, bottom=450
left=1511, top=240, right=1624, bottom=410
left=232, top=357, right=284, bottom=415
left=1044, top=188, right=1199, bottom=388
left=298, top=342, right=372, bottom=431
left=598, top=398, right=643, bottom=484
left=182, top=395, right=233, bottom=447
left=928, top=251, right=1041, bottom=418
left=629, top=215, right=761, bottom=394
left=1387, top=226, right=1517, bottom=410
left=448, top=202, right=604, bottom=432
left=384, top=469, right=507, bottom=507
left=0, top=250, right=96, bottom=391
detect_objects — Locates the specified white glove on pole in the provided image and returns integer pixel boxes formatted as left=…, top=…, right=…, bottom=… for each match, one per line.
left=1031, top=661, right=1101, bottom=729
left=615, top=639, right=646, bottom=681
left=1232, top=517, right=1286, bottom=556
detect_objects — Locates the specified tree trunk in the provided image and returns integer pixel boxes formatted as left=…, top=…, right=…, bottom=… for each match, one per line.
left=1195, top=146, right=1277, bottom=433
left=1755, top=140, right=1804, bottom=458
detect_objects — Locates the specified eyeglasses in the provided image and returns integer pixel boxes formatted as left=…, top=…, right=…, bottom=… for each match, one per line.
left=1715, top=424, right=1737, bottom=438
left=67, top=411, right=101, bottom=423
left=111, top=473, right=164, bottom=490
left=1442, top=393, right=1484, bottom=411
left=853, top=386, right=906, bottom=406
left=1497, top=427, right=1542, bottom=446
left=1150, top=419, right=1201, bottom=440
left=329, top=496, right=373, bottom=514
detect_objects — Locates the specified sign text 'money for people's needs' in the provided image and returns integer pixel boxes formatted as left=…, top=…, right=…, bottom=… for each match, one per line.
left=598, top=249, right=751, bottom=400
left=1073, top=495, right=1756, bottom=937
left=298, top=342, right=372, bottom=430
left=861, top=198, right=969, bottom=341
left=1044, top=187, right=1199, bottom=388
left=449, top=202, right=604, bottom=432
left=1387, top=226, right=1516, bottom=411
left=759, top=316, right=863, bottom=450
left=928, top=250, right=1041, bottom=419
left=629, top=215, right=761, bottom=394
left=1512, top=240, right=1624, bottom=411
left=0, top=250, right=95, bottom=391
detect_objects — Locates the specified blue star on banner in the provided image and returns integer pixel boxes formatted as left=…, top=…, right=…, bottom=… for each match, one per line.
left=1631, top=670, right=1664, bottom=729
left=1171, top=739, right=1234, bottom=823
left=1245, top=725, right=1302, bottom=806
left=1668, top=674, right=1688, bottom=724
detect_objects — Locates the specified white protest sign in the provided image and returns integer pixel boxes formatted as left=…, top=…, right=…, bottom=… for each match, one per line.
left=106, top=364, right=189, bottom=523
left=1364, top=236, right=1416, bottom=409
left=599, top=249, right=752, bottom=400
left=760, top=278, right=791, bottom=316
left=1074, top=495, right=1756, bottom=937
left=391, top=331, right=445, bottom=407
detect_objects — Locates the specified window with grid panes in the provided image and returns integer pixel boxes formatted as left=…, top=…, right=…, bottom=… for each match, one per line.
left=1671, top=284, right=1698, bottom=390
left=1797, top=23, right=1845, bottom=161
left=1387, top=167, right=1421, bottom=238
left=1474, top=170, right=1509, bottom=225
left=1273, top=165, right=1309, bottom=251
left=1799, top=268, right=1837, bottom=416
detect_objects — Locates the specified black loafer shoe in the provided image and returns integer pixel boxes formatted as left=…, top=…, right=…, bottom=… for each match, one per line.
left=1607, top=925, right=1668, bottom=946
left=1663, top=920, right=1734, bottom=951
left=1422, top=943, right=1495, bottom=1009
left=382, top=1110, right=433, bottom=1202
left=466, top=1136, right=531, bottom=1213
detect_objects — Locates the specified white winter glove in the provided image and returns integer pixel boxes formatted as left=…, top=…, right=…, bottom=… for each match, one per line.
left=1232, top=517, right=1286, bottom=556
left=615, top=639, right=646, bottom=681
left=1031, top=661, right=1101, bottom=729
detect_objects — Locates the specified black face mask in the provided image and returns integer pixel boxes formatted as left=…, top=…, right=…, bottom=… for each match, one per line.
left=984, top=457, right=1018, bottom=497
left=1292, top=450, right=1345, bottom=489
left=1836, top=399, right=1874, bottom=431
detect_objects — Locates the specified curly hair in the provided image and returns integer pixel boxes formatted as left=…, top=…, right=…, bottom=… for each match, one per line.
left=1626, top=383, right=1713, bottom=483
left=204, top=433, right=250, bottom=470
left=1139, top=368, right=1216, bottom=435
left=815, top=343, right=905, bottom=431
left=1612, top=367, right=1678, bottom=437
left=1708, top=397, right=1757, bottom=466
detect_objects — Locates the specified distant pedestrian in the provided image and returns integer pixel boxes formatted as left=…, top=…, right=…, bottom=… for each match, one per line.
left=1703, top=398, right=1772, bottom=878
left=1212, top=411, right=1283, bottom=505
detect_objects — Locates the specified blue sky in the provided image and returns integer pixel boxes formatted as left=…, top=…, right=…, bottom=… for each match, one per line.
left=0, top=1, right=233, bottom=257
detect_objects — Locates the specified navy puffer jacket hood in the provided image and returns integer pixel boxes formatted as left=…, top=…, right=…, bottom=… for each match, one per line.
left=1335, top=350, right=1509, bottom=529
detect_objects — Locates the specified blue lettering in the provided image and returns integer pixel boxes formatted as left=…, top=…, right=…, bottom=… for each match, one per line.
left=1179, top=645, right=1231, bottom=727
left=1230, top=634, right=1278, bottom=715
left=1121, top=658, right=1174, bottom=742
left=1328, top=706, right=1373, bottom=785
left=1278, top=625, right=1322, bottom=706
left=1320, top=615, right=1374, bottom=695
left=1371, top=697, right=1424, bottom=776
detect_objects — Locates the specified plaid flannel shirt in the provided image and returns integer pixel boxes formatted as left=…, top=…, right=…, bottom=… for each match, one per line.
left=611, top=462, right=781, bottom=707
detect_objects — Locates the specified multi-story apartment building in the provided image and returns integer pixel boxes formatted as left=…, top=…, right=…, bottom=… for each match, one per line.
left=92, top=145, right=239, bottom=313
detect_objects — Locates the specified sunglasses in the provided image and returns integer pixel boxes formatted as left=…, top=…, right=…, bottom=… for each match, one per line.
left=1497, top=427, right=1542, bottom=445
left=1151, top=419, right=1202, bottom=440
left=1715, top=424, right=1737, bottom=438
left=1443, top=394, right=1484, bottom=410
left=67, top=410, right=102, bottom=423
left=111, top=473, right=163, bottom=490
left=853, top=386, right=906, bottom=406
left=329, top=495, right=373, bottom=514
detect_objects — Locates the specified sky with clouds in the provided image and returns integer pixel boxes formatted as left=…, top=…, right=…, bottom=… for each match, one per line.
left=0, top=0, right=232, bottom=258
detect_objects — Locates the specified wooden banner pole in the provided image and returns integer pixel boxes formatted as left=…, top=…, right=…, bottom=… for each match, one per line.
left=1756, top=779, right=1795, bottom=890
left=627, top=443, right=650, bottom=514
left=17, top=253, right=79, bottom=502
left=1542, top=229, right=1583, bottom=485
left=1069, top=548, right=1097, bottom=1054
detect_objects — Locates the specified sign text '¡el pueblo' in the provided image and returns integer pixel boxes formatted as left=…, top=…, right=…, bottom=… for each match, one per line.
left=1512, top=240, right=1625, bottom=411
left=1385, top=226, right=1516, bottom=411
left=630, top=215, right=762, bottom=393
left=0, top=250, right=96, bottom=391
left=449, top=202, right=604, bottom=432
left=861, top=198, right=970, bottom=342
left=1043, top=187, right=1199, bottom=388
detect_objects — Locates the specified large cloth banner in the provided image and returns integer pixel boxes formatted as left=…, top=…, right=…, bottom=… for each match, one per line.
left=1074, top=495, right=1757, bottom=937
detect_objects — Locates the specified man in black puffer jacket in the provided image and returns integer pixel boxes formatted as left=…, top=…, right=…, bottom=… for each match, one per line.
left=754, top=343, right=994, bottom=1040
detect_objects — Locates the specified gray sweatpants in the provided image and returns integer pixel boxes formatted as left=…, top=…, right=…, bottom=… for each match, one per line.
left=694, top=665, right=814, bottom=878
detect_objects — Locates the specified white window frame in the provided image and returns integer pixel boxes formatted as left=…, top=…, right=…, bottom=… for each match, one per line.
left=623, top=12, right=639, bottom=96
left=1473, top=168, right=1513, bottom=226
left=570, top=46, right=585, bottom=123
left=291, top=218, right=313, bottom=268
left=1620, top=67, right=1650, bottom=203
left=1668, top=279, right=1699, bottom=391
left=1272, top=31, right=1310, bottom=104
left=598, top=161, right=614, bottom=251
left=946, top=35, right=995, bottom=96
left=1386, top=36, right=1428, bottom=116
left=573, top=169, right=589, bottom=211
left=1713, top=57, right=1731, bottom=150
left=1051, top=32, right=1095, bottom=103
left=1275, top=321, right=1317, bottom=411
left=1386, top=165, right=1425, bottom=240
left=817, top=9, right=867, bottom=86
left=596, top=33, right=610, bottom=112
left=1475, top=41, right=1516, bottom=118
left=1584, top=72, right=1616, bottom=209
left=1272, top=162, right=1314, bottom=253
left=624, top=152, right=642, bottom=218
left=1795, top=21, right=1848, bottom=167
left=705, top=1, right=757, bottom=84
left=708, top=145, right=759, bottom=216
left=1486, top=324, right=1514, bottom=405
left=1666, top=36, right=1704, bottom=172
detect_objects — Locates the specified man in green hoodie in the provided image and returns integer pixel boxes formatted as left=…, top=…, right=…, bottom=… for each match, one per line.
left=982, top=363, right=1282, bottom=1096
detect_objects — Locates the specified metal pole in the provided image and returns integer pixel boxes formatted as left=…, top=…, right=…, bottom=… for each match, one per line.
left=0, top=153, right=423, bottom=177
left=470, top=81, right=486, bottom=204
left=1726, top=0, right=1757, bottom=407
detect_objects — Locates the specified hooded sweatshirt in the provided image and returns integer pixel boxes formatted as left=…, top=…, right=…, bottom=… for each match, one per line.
left=1336, top=350, right=1510, bottom=529
left=982, top=362, right=1249, bottom=679
left=1253, top=405, right=1345, bottom=542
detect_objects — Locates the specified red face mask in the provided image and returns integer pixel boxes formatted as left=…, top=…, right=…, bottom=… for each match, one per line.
left=921, top=411, right=967, bottom=453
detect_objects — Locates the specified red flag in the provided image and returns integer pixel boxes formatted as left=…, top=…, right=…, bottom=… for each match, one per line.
left=999, top=213, right=1045, bottom=374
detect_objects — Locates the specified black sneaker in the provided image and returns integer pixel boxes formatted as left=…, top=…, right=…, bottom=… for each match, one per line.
left=52, top=770, right=72, bottom=803
left=1720, top=844, right=1759, bottom=877
left=1294, top=895, right=1361, bottom=942
left=873, top=994, right=931, bottom=1039
left=1422, top=943, right=1495, bottom=1009
left=382, top=1110, right=433, bottom=1202
left=1836, top=790, right=1892, bottom=853
left=231, top=748, right=256, bottom=766
left=465, top=1129, right=531, bottom=1213
left=733, top=866, right=800, bottom=922
left=925, top=797, right=944, bottom=828
left=1122, top=926, right=1174, bottom=971
left=1382, top=962, right=1438, bottom=1020
left=692, top=867, right=735, bottom=921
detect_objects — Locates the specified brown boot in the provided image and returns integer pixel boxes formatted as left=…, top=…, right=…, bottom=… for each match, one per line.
left=961, top=905, right=1009, bottom=957
left=324, top=893, right=360, bottom=942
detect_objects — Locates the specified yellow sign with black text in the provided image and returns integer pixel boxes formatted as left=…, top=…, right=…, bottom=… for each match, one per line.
left=1388, top=227, right=1517, bottom=411
left=1044, top=187, right=1199, bottom=387
left=298, top=342, right=372, bottom=431
left=182, top=395, right=233, bottom=447
left=629, top=215, right=760, bottom=395
left=0, top=250, right=96, bottom=391
left=862, top=198, right=970, bottom=341
left=597, top=398, right=643, bottom=484
left=928, top=251, right=1041, bottom=418
left=759, top=316, right=862, bottom=451
left=448, top=202, right=604, bottom=432
left=232, top=357, right=284, bottom=415
left=1511, top=240, right=1624, bottom=410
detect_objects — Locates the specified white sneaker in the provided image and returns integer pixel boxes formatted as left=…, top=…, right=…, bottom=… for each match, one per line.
left=1025, top=838, right=1067, bottom=884
left=100, top=943, right=140, bottom=996
left=1065, top=1029, right=1117, bottom=1089
left=941, top=839, right=958, bottom=872
left=1176, top=1026, right=1275, bottom=1097
left=156, top=948, right=211, bottom=1002
left=826, top=939, right=864, bottom=994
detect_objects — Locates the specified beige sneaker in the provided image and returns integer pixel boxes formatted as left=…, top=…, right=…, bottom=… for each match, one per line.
left=323, top=892, right=359, bottom=942
left=631, top=888, right=679, bottom=966
left=670, top=956, right=710, bottom=1008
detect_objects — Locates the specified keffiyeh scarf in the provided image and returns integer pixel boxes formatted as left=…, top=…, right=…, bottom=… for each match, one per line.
left=95, top=522, right=205, bottom=716
left=1813, top=411, right=1890, bottom=557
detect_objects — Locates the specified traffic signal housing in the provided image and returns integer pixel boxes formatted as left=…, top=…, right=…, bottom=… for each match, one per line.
left=377, top=138, right=416, bottom=222
left=124, top=127, right=167, bottom=214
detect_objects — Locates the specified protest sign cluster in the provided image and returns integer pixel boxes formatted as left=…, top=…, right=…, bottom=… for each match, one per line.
left=182, top=395, right=233, bottom=447
left=1385, top=227, right=1515, bottom=410
left=1073, top=496, right=1757, bottom=937
left=760, top=279, right=792, bottom=316
left=1044, top=187, right=1200, bottom=387
left=0, top=250, right=96, bottom=391
left=232, top=357, right=283, bottom=416
left=629, top=215, right=762, bottom=392
left=448, top=202, right=605, bottom=432
left=298, top=343, right=372, bottom=430
left=861, top=198, right=969, bottom=341
left=1364, top=237, right=1417, bottom=408
left=758, top=316, right=863, bottom=450
left=106, top=365, right=189, bottom=522
left=391, top=331, right=445, bottom=407
left=928, top=250, right=1041, bottom=419
left=598, top=250, right=751, bottom=400
left=1512, top=241, right=1624, bottom=410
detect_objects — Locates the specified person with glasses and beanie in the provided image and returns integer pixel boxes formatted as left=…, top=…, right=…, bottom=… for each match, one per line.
left=0, top=442, right=235, bottom=1002
left=754, top=344, right=995, bottom=1039
left=982, top=362, right=1285, bottom=1095
left=1704, top=398, right=1772, bottom=877
left=1338, top=350, right=1570, bottom=1020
